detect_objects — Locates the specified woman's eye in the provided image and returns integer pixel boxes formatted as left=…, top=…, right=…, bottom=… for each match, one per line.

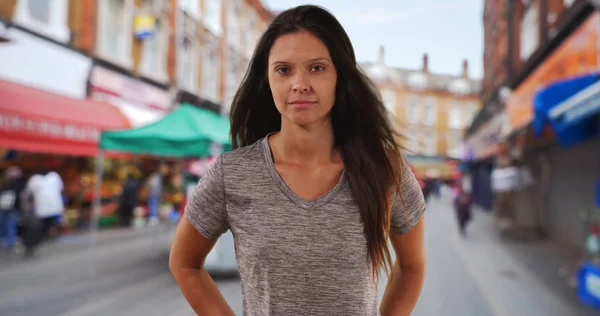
left=310, top=65, right=325, bottom=72
left=276, top=67, right=290, bottom=74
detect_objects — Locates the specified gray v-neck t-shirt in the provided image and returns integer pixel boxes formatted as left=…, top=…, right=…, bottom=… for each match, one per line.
left=185, top=136, right=426, bottom=316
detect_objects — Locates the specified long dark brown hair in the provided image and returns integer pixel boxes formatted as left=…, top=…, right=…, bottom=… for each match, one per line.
left=229, top=5, right=404, bottom=279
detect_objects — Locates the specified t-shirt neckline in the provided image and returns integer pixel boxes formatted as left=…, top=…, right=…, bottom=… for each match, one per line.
left=261, top=133, right=347, bottom=209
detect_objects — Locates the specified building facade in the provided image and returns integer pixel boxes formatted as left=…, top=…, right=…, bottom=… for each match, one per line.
left=467, top=0, right=598, bottom=249
left=362, top=46, right=481, bottom=160
left=0, top=0, right=274, bottom=118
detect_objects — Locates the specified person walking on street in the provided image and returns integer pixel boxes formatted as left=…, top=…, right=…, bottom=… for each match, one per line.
left=454, top=185, right=473, bottom=237
left=169, top=5, right=426, bottom=316
left=118, top=173, right=140, bottom=227
left=25, top=169, right=65, bottom=240
left=0, top=167, right=25, bottom=252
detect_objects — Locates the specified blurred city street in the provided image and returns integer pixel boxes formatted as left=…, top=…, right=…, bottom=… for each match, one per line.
left=0, top=193, right=595, bottom=316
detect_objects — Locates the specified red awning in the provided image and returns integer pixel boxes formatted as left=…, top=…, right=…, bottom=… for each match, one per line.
left=0, top=80, right=131, bottom=156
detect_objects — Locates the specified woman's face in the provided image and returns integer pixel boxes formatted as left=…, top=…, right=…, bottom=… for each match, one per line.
left=267, top=30, right=338, bottom=127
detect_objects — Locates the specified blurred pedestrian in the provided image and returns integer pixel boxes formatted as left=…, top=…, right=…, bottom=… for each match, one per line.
left=25, top=169, right=64, bottom=240
left=146, top=163, right=168, bottom=225
left=454, top=185, right=472, bottom=237
left=118, top=173, right=140, bottom=227
left=169, top=5, right=426, bottom=316
left=0, top=167, right=25, bottom=252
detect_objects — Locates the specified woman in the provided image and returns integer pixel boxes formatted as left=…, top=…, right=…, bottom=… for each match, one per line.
left=169, top=5, right=426, bottom=316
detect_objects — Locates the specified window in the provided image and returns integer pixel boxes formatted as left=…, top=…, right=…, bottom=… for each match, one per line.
left=447, top=133, right=463, bottom=158
left=465, top=102, right=478, bottom=126
left=448, top=103, right=463, bottom=129
left=14, top=0, right=69, bottom=42
left=408, top=130, right=421, bottom=154
left=178, top=38, right=200, bottom=93
left=179, top=0, right=200, bottom=18
left=381, top=90, right=397, bottom=115
left=204, top=0, right=223, bottom=36
left=227, top=0, right=241, bottom=50
left=224, top=52, right=242, bottom=111
left=423, top=97, right=437, bottom=126
left=423, top=133, right=437, bottom=156
left=139, top=0, right=169, bottom=81
left=201, top=45, right=219, bottom=102
left=97, top=0, right=134, bottom=67
left=520, top=3, right=539, bottom=60
left=245, top=9, right=259, bottom=57
left=406, top=95, right=420, bottom=124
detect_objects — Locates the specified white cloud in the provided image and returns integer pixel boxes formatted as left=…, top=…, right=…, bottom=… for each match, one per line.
left=357, top=2, right=469, bottom=25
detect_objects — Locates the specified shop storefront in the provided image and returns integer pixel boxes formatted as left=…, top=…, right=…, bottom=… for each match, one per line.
left=0, top=78, right=136, bottom=230
left=89, top=65, right=173, bottom=127
left=463, top=111, right=509, bottom=210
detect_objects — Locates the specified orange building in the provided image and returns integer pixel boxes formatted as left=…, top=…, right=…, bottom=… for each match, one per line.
left=361, top=46, right=481, bottom=160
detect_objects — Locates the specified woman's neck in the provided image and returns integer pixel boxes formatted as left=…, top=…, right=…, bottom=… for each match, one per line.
left=272, top=119, right=338, bottom=164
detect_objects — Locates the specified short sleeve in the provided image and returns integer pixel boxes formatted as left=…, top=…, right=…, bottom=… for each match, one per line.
left=185, top=155, right=229, bottom=240
left=390, top=161, right=426, bottom=234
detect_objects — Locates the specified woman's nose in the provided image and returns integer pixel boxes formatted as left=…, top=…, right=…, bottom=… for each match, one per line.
left=291, top=73, right=310, bottom=92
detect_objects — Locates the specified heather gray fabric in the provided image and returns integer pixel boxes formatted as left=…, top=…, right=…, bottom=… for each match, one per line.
left=185, top=135, right=426, bottom=316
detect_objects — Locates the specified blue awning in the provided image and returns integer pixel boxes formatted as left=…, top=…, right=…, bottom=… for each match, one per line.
left=533, top=73, right=600, bottom=146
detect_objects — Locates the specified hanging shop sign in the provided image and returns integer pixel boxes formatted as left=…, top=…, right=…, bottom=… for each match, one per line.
left=505, top=12, right=599, bottom=133
left=89, top=66, right=171, bottom=112
left=464, top=112, right=509, bottom=160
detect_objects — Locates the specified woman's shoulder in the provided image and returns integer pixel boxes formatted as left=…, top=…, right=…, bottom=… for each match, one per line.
left=219, top=139, right=266, bottom=169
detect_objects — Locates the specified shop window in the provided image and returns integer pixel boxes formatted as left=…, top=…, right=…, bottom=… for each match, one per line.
left=97, top=0, right=134, bottom=68
left=14, top=0, right=70, bottom=43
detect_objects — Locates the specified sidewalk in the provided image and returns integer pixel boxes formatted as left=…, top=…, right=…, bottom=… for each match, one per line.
left=432, top=195, right=598, bottom=316
left=0, top=222, right=177, bottom=269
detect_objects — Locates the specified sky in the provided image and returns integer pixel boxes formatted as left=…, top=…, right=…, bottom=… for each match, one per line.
left=263, top=0, right=483, bottom=79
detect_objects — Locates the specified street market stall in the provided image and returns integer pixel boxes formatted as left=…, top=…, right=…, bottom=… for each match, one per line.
left=91, top=103, right=231, bottom=231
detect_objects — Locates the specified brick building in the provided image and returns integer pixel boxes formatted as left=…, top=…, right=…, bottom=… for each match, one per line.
left=0, top=0, right=274, bottom=117
left=466, top=0, right=599, bottom=248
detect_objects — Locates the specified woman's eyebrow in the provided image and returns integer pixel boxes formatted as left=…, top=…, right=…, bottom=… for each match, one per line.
left=270, top=57, right=331, bottom=66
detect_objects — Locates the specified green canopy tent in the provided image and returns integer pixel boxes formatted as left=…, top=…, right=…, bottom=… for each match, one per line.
left=89, top=103, right=231, bottom=243
left=100, top=103, right=232, bottom=156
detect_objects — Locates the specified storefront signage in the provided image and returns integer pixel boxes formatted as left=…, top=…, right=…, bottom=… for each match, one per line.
left=465, top=112, right=508, bottom=160
left=0, top=113, right=100, bottom=142
left=506, top=13, right=599, bottom=132
left=0, top=29, right=92, bottom=98
left=89, top=66, right=171, bottom=111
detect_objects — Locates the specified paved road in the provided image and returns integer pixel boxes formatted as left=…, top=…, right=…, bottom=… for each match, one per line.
left=0, top=198, right=595, bottom=315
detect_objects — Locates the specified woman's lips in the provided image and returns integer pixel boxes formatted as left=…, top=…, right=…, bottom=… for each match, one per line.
left=289, top=101, right=316, bottom=109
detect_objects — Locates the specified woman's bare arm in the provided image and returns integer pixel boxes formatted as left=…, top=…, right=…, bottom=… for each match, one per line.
left=169, top=216, right=235, bottom=316
left=379, top=218, right=426, bottom=316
